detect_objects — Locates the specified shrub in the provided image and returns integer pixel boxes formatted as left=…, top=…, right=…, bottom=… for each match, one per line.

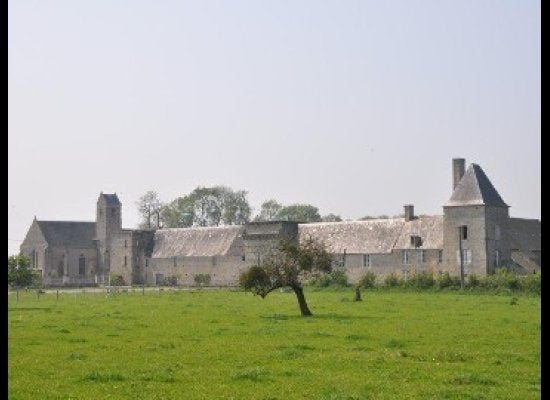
left=330, top=269, right=349, bottom=287
left=308, top=269, right=349, bottom=288
left=466, top=273, right=480, bottom=288
left=383, top=273, right=402, bottom=288
left=436, top=272, right=461, bottom=290
left=480, top=268, right=520, bottom=291
left=109, top=274, right=125, bottom=286
left=520, top=272, right=541, bottom=294
left=358, top=271, right=377, bottom=288
left=163, top=276, right=178, bottom=286
left=8, top=255, right=39, bottom=288
left=405, top=271, right=435, bottom=289
left=309, top=274, right=333, bottom=288
left=194, top=274, right=211, bottom=286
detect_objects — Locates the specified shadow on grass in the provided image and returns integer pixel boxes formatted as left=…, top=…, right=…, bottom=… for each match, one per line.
left=260, top=312, right=382, bottom=321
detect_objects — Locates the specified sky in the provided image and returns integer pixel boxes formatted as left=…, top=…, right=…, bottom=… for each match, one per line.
left=8, top=0, right=540, bottom=255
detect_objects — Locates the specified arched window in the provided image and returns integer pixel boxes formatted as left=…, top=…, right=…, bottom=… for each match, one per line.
left=79, top=255, right=86, bottom=275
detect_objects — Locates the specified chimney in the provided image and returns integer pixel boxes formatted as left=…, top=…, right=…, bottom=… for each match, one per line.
left=404, top=204, right=414, bottom=221
left=452, top=158, right=465, bottom=190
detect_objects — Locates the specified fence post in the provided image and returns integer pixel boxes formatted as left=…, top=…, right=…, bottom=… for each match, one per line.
left=16, top=289, right=19, bottom=303
left=57, top=290, right=59, bottom=301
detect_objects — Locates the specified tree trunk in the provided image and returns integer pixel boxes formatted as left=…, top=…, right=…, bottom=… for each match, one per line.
left=292, top=285, right=313, bottom=316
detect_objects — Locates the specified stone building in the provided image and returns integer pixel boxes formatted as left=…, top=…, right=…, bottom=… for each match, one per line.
left=20, top=158, right=540, bottom=287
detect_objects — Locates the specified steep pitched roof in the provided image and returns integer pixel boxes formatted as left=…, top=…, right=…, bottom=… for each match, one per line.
left=445, top=164, right=508, bottom=207
left=151, top=226, right=245, bottom=258
left=298, top=219, right=406, bottom=254
left=506, top=218, right=541, bottom=251
left=36, top=221, right=97, bottom=248
left=393, top=216, right=444, bottom=249
left=99, top=193, right=121, bottom=206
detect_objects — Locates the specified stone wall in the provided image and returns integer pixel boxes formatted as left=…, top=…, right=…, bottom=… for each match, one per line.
left=147, top=255, right=248, bottom=286
left=243, top=221, right=298, bottom=263
left=443, top=205, right=488, bottom=277
left=19, top=220, right=47, bottom=273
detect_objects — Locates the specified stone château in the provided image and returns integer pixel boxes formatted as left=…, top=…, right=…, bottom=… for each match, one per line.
left=20, top=158, right=541, bottom=287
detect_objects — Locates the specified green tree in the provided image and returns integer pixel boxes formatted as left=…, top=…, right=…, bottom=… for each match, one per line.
left=321, top=213, right=342, bottom=222
left=254, top=199, right=283, bottom=222
left=8, top=255, right=38, bottom=288
left=239, top=238, right=333, bottom=316
left=161, top=195, right=195, bottom=228
left=188, top=187, right=222, bottom=226
left=136, top=191, right=164, bottom=229
left=161, top=186, right=251, bottom=228
left=360, top=214, right=390, bottom=220
left=278, top=204, right=322, bottom=223
left=221, top=189, right=251, bottom=225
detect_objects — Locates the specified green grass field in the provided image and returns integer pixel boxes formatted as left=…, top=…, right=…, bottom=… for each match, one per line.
left=8, top=288, right=540, bottom=399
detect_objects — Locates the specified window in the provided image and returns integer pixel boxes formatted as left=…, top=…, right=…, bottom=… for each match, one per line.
left=438, top=250, right=443, bottom=264
left=124, top=240, right=127, bottom=248
left=456, top=249, right=472, bottom=266
left=145, top=258, right=149, bottom=268
left=418, top=250, right=426, bottom=264
left=463, top=249, right=472, bottom=265
left=124, top=256, right=127, bottom=266
left=241, top=254, right=246, bottom=262
left=79, top=255, right=86, bottom=276
left=401, top=250, right=409, bottom=265
left=410, top=236, right=422, bottom=247
left=363, top=254, right=371, bottom=268
left=460, top=225, right=468, bottom=240
left=494, top=250, right=500, bottom=267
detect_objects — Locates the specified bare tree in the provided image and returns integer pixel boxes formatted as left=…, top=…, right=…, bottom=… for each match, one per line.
left=136, top=191, right=164, bottom=229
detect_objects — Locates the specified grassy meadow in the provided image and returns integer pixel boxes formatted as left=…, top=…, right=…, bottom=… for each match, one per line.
left=8, top=288, right=540, bottom=399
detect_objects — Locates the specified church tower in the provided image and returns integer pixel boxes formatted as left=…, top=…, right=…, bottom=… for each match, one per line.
left=442, top=159, right=510, bottom=277
left=95, top=193, right=122, bottom=276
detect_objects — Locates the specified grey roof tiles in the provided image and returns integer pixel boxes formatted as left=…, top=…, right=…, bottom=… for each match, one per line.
left=445, top=164, right=508, bottom=207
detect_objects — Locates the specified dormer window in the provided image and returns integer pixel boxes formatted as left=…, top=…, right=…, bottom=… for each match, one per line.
left=410, top=235, right=422, bottom=247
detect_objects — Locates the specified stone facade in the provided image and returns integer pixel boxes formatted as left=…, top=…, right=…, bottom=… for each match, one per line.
left=19, top=158, right=541, bottom=287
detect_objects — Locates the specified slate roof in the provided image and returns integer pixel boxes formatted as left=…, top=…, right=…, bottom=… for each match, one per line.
left=393, top=216, right=444, bottom=249
left=506, top=218, right=541, bottom=251
left=445, top=164, right=508, bottom=207
left=99, top=193, right=121, bottom=206
left=298, top=219, right=406, bottom=254
left=37, top=221, right=97, bottom=248
left=152, top=226, right=245, bottom=258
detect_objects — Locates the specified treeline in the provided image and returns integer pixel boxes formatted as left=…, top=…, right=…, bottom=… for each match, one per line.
left=136, top=187, right=345, bottom=229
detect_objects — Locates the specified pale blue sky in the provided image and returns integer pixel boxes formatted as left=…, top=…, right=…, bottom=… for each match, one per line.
left=8, top=0, right=540, bottom=255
